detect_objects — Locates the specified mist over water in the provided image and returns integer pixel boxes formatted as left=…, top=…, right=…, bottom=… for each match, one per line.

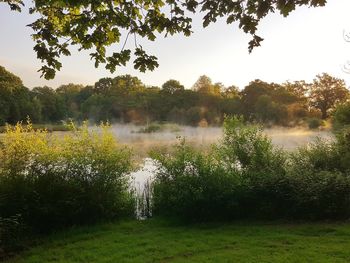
left=110, top=124, right=221, bottom=144
left=263, top=127, right=333, bottom=150
left=0, top=123, right=334, bottom=218
left=110, top=123, right=333, bottom=151
left=113, top=124, right=333, bottom=190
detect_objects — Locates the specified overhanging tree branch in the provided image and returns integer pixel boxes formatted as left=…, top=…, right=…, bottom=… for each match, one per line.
left=1, top=0, right=328, bottom=79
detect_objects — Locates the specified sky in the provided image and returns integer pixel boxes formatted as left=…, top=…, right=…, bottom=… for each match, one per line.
left=0, top=0, right=350, bottom=90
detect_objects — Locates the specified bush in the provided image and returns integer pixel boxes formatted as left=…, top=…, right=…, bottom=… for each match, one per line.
left=151, top=117, right=291, bottom=221
left=333, top=102, right=350, bottom=131
left=288, top=135, right=350, bottom=219
left=151, top=140, right=240, bottom=220
left=151, top=117, right=350, bottom=221
left=214, top=117, right=291, bottom=219
left=0, top=121, right=134, bottom=235
left=307, top=117, right=323, bottom=129
left=216, top=116, right=286, bottom=175
left=0, top=215, right=25, bottom=258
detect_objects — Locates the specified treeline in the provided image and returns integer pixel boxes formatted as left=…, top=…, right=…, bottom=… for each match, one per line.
left=1, top=65, right=349, bottom=127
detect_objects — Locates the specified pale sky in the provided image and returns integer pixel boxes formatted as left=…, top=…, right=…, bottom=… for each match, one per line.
left=0, top=0, right=350, bottom=89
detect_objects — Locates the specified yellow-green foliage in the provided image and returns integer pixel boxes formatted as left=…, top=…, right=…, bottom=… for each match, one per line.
left=0, top=121, right=134, bottom=237
left=0, top=122, right=53, bottom=176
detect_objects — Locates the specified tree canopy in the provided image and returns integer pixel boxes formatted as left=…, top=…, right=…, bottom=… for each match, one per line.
left=1, top=65, right=348, bottom=127
left=1, top=0, right=327, bottom=79
left=309, top=73, right=349, bottom=119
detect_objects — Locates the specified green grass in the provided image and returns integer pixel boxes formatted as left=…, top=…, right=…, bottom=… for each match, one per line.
left=7, top=219, right=350, bottom=263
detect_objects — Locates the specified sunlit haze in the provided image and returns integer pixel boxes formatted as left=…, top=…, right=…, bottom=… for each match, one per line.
left=1, top=0, right=349, bottom=89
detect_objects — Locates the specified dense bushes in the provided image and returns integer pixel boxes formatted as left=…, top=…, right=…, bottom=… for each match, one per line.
left=287, top=132, right=350, bottom=219
left=152, top=117, right=350, bottom=221
left=0, top=122, right=134, bottom=253
left=0, top=215, right=25, bottom=256
left=151, top=141, right=237, bottom=220
left=151, top=117, right=289, bottom=220
left=333, top=102, right=350, bottom=131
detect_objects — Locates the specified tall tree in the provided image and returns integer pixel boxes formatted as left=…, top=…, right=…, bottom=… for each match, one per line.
left=32, top=86, right=66, bottom=122
left=112, top=75, right=145, bottom=95
left=162, top=80, right=185, bottom=95
left=284, top=80, right=310, bottom=102
left=56, top=83, right=84, bottom=119
left=0, top=66, right=40, bottom=124
left=222, top=85, right=240, bottom=99
left=240, top=79, right=273, bottom=119
left=193, top=75, right=221, bottom=96
left=94, top=78, right=114, bottom=94
left=309, top=73, right=350, bottom=119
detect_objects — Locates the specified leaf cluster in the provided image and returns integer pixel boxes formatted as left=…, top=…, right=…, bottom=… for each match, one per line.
left=1, top=0, right=327, bottom=79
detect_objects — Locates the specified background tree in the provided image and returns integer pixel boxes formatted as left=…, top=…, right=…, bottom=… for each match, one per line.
left=193, top=75, right=221, bottom=96
left=284, top=80, right=310, bottom=102
left=1, top=65, right=347, bottom=127
left=56, top=83, right=84, bottom=119
left=309, top=73, right=350, bottom=119
left=161, top=80, right=185, bottom=95
left=222, top=85, right=240, bottom=99
left=32, top=86, right=66, bottom=122
left=94, top=78, right=114, bottom=94
left=240, top=80, right=273, bottom=120
left=111, top=75, right=146, bottom=96
left=0, top=66, right=40, bottom=124
left=254, top=95, right=287, bottom=124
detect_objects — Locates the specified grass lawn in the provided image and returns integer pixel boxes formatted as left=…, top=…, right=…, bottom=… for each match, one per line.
left=7, top=219, right=350, bottom=263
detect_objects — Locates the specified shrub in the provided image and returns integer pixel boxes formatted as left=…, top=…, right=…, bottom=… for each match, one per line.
left=334, top=129, right=350, bottom=171
left=333, top=102, right=350, bottom=131
left=214, top=117, right=291, bottom=219
left=151, top=117, right=291, bottom=221
left=0, top=121, right=134, bottom=235
left=0, top=215, right=25, bottom=258
left=216, top=116, right=286, bottom=175
left=288, top=136, right=350, bottom=219
left=307, top=117, right=323, bottom=129
left=151, top=117, right=350, bottom=221
left=151, top=140, right=240, bottom=220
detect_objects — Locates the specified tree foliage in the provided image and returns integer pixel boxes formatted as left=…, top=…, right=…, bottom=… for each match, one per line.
left=162, top=79, right=184, bottom=95
left=310, top=73, right=349, bottom=119
left=333, top=101, right=350, bottom=131
left=0, top=121, right=134, bottom=233
left=192, top=75, right=221, bottom=96
left=1, top=65, right=348, bottom=127
left=1, top=0, right=327, bottom=79
left=0, top=66, right=41, bottom=125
